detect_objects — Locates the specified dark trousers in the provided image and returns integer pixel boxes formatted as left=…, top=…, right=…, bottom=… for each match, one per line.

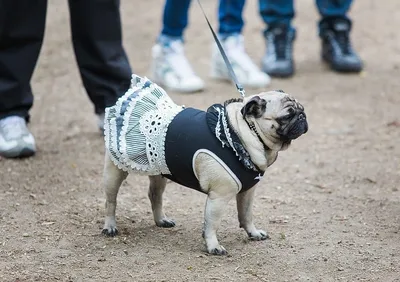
left=0, top=0, right=132, bottom=121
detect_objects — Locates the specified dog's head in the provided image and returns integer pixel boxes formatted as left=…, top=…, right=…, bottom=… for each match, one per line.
left=241, top=90, right=308, bottom=150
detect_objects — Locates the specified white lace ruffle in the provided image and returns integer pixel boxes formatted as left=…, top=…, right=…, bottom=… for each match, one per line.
left=104, top=74, right=183, bottom=175
left=212, top=105, right=239, bottom=156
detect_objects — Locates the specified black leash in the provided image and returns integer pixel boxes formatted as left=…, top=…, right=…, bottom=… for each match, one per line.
left=196, top=0, right=246, bottom=98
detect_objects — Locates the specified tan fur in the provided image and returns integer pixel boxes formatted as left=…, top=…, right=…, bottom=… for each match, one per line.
left=194, top=152, right=239, bottom=254
left=102, top=91, right=307, bottom=255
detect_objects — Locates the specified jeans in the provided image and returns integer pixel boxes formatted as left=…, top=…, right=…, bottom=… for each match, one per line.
left=259, top=0, right=353, bottom=31
left=160, top=0, right=354, bottom=38
left=160, top=0, right=191, bottom=38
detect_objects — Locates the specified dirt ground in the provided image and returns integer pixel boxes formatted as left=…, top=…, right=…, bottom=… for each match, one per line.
left=0, top=0, right=399, bottom=281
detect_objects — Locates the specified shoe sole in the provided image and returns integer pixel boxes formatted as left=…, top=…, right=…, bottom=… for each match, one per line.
left=211, top=67, right=271, bottom=88
left=322, top=56, right=363, bottom=73
left=153, top=80, right=205, bottom=94
left=1, top=147, right=35, bottom=158
left=211, top=74, right=271, bottom=88
left=151, top=64, right=205, bottom=93
left=262, top=65, right=295, bottom=78
left=330, top=65, right=363, bottom=73
left=210, top=70, right=232, bottom=82
left=267, top=71, right=294, bottom=78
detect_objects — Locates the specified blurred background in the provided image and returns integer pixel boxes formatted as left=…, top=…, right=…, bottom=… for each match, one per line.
left=0, top=1, right=399, bottom=281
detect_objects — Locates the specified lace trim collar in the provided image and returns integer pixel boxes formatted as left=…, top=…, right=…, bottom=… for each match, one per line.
left=206, top=98, right=263, bottom=172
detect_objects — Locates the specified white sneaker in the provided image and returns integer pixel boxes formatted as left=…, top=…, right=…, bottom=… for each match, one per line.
left=211, top=34, right=271, bottom=88
left=0, top=116, right=36, bottom=158
left=151, top=39, right=205, bottom=93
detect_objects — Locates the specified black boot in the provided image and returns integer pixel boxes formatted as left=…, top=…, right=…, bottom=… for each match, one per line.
left=262, top=23, right=296, bottom=78
left=320, top=18, right=363, bottom=73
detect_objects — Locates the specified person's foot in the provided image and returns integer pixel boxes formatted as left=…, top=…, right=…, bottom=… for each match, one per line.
left=0, top=116, right=36, bottom=158
left=211, top=34, right=270, bottom=88
left=320, top=18, right=363, bottom=73
left=151, top=37, right=204, bottom=93
left=262, top=23, right=295, bottom=78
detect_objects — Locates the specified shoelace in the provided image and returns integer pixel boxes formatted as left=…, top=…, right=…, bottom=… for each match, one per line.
left=271, top=30, right=291, bottom=60
left=0, top=117, right=27, bottom=139
left=335, top=30, right=352, bottom=55
left=165, top=41, right=196, bottom=79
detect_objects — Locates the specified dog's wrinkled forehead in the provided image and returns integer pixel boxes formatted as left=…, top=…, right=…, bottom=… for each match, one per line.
left=242, top=90, right=304, bottom=118
left=279, top=94, right=304, bottom=113
left=261, top=90, right=302, bottom=107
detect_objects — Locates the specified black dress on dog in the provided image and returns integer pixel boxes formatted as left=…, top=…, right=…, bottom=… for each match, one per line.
left=163, top=105, right=264, bottom=193
left=104, top=75, right=264, bottom=193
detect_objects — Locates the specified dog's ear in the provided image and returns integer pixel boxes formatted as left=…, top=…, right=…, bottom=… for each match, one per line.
left=276, top=89, right=285, bottom=93
left=241, top=96, right=267, bottom=118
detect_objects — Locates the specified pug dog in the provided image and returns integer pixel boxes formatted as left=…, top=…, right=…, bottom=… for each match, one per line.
left=101, top=74, right=308, bottom=255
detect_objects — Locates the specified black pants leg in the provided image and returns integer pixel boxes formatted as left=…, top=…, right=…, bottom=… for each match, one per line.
left=68, top=0, right=132, bottom=115
left=0, top=0, right=47, bottom=121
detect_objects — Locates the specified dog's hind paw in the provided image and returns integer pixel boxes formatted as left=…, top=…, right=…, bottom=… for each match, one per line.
left=208, top=245, right=227, bottom=256
left=102, top=227, right=118, bottom=237
left=156, top=218, right=176, bottom=228
left=248, top=229, right=269, bottom=241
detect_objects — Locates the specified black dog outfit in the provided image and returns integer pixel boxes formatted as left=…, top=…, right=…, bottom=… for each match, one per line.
left=104, top=75, right=264, bottom=193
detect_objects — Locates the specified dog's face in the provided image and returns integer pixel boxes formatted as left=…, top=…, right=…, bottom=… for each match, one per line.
left=241, top=90, right=308, bottom=149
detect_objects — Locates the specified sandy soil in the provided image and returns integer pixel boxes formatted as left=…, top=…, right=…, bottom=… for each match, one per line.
left=0, top=0, right=399, bottom=281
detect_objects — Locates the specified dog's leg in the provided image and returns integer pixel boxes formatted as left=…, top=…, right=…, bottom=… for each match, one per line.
left=194, top=152, right=239, bottom=255
left=236, top=187, right=268, bottom=240
left=203, top=191, right=236, bottom=255
left=102, top=153, right=127, bottom=236
left=148, top=175, right=175, bottom=228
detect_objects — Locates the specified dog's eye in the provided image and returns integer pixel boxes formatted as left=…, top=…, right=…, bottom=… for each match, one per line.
left=283, top=108, right=295, bottom=118
left=279, top=108, right=295, bottom=120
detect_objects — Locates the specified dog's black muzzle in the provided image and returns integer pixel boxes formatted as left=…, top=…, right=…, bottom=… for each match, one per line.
left=277, top=112, right=308, bottom=141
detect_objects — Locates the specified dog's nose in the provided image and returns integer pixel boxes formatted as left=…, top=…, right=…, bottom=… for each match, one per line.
left=303, top=120, right=308, bottom=133
left=298, top=113, right=306, bottom=121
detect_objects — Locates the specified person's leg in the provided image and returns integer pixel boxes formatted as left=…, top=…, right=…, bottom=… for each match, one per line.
left=316, top=0, right=352, bottom=21
left=0, top=0, right=46, bottom=158
left=316, top=0, right=363, bottom=72
left=211, top=0, right=270, bottom=88
left=151, top=0, right=204, bottom=93
left=0, top=0, right=47, bottom=121
left=258, top=0, right=295, bottom=28
left=259, top=0, right=296, bottom=77
left=218, top=0, right=246, bottom=36
left=68, top=0, right=132, bottom=122
left=160, top=0, right=191, bottom=39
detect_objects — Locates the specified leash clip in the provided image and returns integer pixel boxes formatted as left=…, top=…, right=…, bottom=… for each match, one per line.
left=237, top=86, right=246, bottom=98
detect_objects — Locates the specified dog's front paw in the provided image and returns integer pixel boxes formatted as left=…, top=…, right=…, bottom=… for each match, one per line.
left=155, top=218, right=176, bottom=228
left=102, top=217, right=118, bottom=236
left=102, top=226, right=118, bottom=237
left=248, top=229, right=269, bottom=241
left=208, top=245, right=228, bottom=256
